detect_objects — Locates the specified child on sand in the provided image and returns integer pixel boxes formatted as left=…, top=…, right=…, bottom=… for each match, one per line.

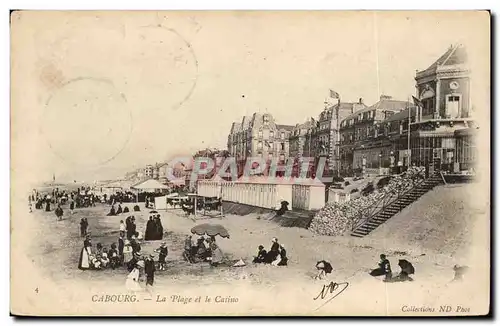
left=154, top=242, right=168, bottom=271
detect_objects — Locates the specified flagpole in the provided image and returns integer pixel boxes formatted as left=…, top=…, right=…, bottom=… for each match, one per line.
left=336, top=96, right=341, bottom=177
left=407, top=97, right=411, bottom=167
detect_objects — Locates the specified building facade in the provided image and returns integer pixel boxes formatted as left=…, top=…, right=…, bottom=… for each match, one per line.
left=289, top=118, right=314, bottom=160
left=339, top=95, right=411, bottom=174
left=339, top=44, right=477, bottom=176
left=405, top=43, right=473, bottom=171
left=227, top=113, right=294, bottom=175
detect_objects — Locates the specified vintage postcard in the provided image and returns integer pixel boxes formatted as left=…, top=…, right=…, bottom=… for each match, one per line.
left=10, top=10, right=490, bottom=316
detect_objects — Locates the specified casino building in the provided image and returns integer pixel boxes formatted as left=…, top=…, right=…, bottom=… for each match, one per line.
left=405, top=43, right=476, bottom=172
left=339, top=43, right=478, bottom=176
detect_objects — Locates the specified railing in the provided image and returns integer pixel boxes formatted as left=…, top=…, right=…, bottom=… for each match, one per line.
left=351, top=171, right=427, bottom=231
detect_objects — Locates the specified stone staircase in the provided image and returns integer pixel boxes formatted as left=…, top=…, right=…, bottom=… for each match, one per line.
left=350, top=175, right=443, bottom=238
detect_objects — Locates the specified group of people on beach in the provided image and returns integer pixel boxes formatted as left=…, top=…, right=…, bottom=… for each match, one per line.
left=145, top=214, right=164, bottom=241
left=107, top=203, right=141, bottom=216
left=252, top=237, right=288, bottom=266
left=183, top=235, right=224, bottom=266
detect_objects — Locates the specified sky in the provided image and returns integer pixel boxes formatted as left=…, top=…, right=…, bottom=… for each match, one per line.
left=11, top=11, right=490, bottom=185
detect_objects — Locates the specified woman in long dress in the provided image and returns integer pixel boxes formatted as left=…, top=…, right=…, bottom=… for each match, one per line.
left=78, top=235, right=93, bottom=270
left=125, top=261, right=144, bottom=292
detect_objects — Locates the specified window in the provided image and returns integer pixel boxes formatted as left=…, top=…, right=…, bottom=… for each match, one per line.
left=270, top=131, right=274, bottom=138
left=258, top=129, right=263, bottom=138
left=279, top=154, right=285, bottom=162
left=258, top=141, right=263, bottom=149
left=280, top=143, right=285, bottom=151
left=281, top=132, right=285, bottom=139
left=446, top=95, right=461, bottom=118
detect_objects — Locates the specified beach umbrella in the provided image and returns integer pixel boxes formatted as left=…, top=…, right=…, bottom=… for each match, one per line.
left=398, top=259, right=415, bottom=274
left=191, top=223, right=230, bottom=238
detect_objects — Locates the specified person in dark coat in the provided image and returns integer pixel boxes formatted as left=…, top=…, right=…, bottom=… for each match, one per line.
left=108, top=243, right=120, bottom=269
left=106, top=205, right=116, bottom=216
left=145, top=216, right=154, bottom=241
left=183, top=235, right=194, bottom=263
left=118, top=235, right=125, bottom=264
left=126, top=216, right=137, bottom=240
left=154, top=215, right=164, bottom=240
left=369, top=254, right=392, bottom=282
left=277, top=245, right=288, bottom=266
left=276, top=201, right=289, bottom=216
left=80, top=218, right=88, bottom=237
left=55, top=204, right=64, bottom=221
left=123, top=206, right=130, bottom=213
left=264, top=238, right=280, bottom=264
left=133, top=205, right=140, bottom=212
left=130, top=236, right=141, bottom=255
left=45, top=200, right=51, bottom=212
left=144, top=254, right=156, bottom=289
left=154, top=242, right=168, bottom=271
left=315, top=260, right=333, bottom=280
left=127, top=253, right=139, bottom=272
left=116, top=204, right=123, bottom=215
left=253, top=245, right=267, bottom=264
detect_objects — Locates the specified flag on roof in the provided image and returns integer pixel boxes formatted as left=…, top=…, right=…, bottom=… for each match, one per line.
left=412, top=96, right=424, bottom=108
left=329, top=89, right=340, bottom=99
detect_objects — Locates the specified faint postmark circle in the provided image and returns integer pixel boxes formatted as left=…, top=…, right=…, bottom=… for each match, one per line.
left=40, top=77, right=133, bottom=168
left=137, top=25, right=199, bottom=112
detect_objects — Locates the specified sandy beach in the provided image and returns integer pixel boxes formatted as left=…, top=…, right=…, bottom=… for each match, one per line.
left=11, top=183, right=489, bottom=315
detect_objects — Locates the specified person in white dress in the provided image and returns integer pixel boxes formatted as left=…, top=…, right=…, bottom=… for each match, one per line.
left=125, top=261, right=144, bottom=292
left=123, top=240, right=133, bottom=265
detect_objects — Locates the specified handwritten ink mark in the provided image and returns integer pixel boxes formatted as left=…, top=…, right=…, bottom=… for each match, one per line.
left=313, top=281, right=349, bottom=311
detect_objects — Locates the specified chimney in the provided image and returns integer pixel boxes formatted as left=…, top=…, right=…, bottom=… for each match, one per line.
left=359, top=98, right=363, bottom=104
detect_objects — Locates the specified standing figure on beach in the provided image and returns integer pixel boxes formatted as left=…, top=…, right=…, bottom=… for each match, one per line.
left=108, top=243, right=120, bottom=269
left=79, top=218, right=88, bottom=237
left=154, top=242, right=168, bottom=271
left=126, top=216, right=137, bottom=240
left=145, top=216, right=154, bottom=241
left=154, top=215, right=164, bottom=240
left=55, top=204, right=64, bottom=221
left=69, top=198, right=75, bottom=214
left=125, top=261, right=143, bottom=292
left=78, top=234, right=93, bottom=270
left=123, top=240, right=133, bottom=266
left=144, top=254, right=156, bottom=292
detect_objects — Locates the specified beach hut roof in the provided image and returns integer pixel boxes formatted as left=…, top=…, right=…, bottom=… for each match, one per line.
left=131, top=178, right=169, bottom=190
